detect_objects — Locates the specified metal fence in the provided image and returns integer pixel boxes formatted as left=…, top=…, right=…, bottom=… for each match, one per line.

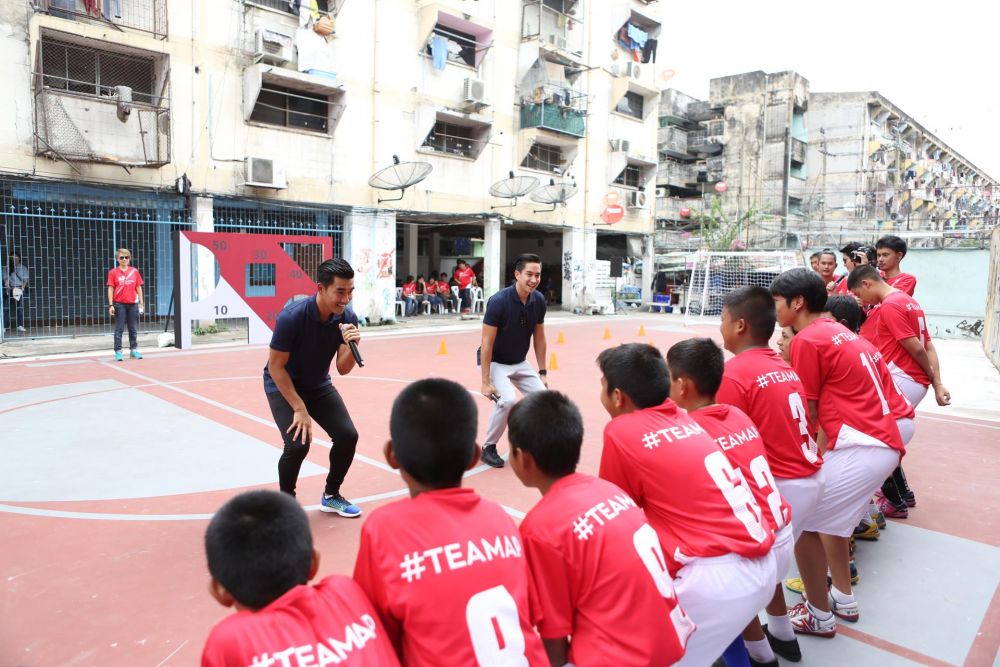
left=37, top=0, right=168, bottom=39
left=983, top=226, right=1000, bottom=370
left=212, top=198, right=345, bottom=259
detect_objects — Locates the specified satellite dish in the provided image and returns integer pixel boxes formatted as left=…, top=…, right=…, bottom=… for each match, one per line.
left=368, top=155, right=433, bottom=203
left=530, top=178, right=578, bottom=213
left=489, top=171, right=539, bottom=210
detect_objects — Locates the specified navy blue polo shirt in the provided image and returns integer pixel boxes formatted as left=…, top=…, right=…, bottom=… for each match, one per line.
left=482, top=285, right=546, bottom=365
left=262, top=296, right=359, bottom=394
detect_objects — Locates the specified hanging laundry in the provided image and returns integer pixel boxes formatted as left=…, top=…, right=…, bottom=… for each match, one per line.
left=641, top=38, right=657, bottom=63
left=626, top=23, right=648, bottom=48
left=430, top=34, right=447, bottom=71
left=83, top=0, right=100, bottom=15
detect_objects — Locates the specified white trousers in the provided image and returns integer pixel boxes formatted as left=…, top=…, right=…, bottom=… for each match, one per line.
left=483, top=360, right=546, bottom=448
left=775, top=470, right=826, bottom=543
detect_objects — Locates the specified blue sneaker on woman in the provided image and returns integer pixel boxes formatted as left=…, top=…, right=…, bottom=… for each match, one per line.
left=320, top=494, right=361, bottom=517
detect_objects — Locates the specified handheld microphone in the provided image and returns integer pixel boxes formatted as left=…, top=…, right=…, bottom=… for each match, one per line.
left=340, top=324, right=364, bottom=367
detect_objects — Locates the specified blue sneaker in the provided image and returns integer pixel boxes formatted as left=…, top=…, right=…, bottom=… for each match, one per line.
left=130, top=349, right=143, bottom=359
left=114, top=351, right=123, bottom=362
left=320, top=494, right=361, bottom=518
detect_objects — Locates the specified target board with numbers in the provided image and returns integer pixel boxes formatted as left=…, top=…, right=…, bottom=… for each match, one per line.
left=172, top=231, right=334, bottom=349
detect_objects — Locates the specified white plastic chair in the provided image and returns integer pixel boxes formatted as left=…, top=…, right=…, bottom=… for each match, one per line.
left=394, top=287, right=405, bottom=317
left=450, top=285, right=461, bottom=313
left=471, top=286, right=485, bottom=314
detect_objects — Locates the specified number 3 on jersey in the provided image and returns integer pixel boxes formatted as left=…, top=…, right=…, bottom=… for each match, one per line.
left=466, top=586, right=528, bottom=666
left=788, top=392, right=820, bottom=464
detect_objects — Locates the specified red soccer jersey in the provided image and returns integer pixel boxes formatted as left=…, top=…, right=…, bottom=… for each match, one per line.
left=718, top=348, right=822, bottom=479
left=353, top=487, right=547, bottom=667
left=877, top=291, right=931, bottom=386
left=519, top=473, right=693, bottom=667
left=437, top=282, right=451, bottom=296
left=886, top=272, right=917, bottom=296
left=833, top=277, right=850, bottom=294
left=201, top=575, right=401, bottom=667
left=859, top=304, right=881, bottom=344
left=689, top=405, right=792, bottom=535
left=789, top=318, right=910, bottom=453
left=106, top=266, right=144, bottom=304
left=401, top=282, right=416, bottom=297
left=455, top=267, right=475, bottom=289
left=425, top=279, right=437, bottom=295
left=599, top=400, right=774, bottom=576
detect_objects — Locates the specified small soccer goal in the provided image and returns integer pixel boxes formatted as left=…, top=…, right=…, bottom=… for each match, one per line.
left=683, top=251, right=803, bottom=326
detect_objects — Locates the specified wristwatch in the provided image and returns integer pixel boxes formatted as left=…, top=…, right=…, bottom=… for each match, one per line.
left=538, top=369, right=547, bottom=376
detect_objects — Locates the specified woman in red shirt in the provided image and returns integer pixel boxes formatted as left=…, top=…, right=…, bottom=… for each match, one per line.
left=106, top=247, right=145, bottom=361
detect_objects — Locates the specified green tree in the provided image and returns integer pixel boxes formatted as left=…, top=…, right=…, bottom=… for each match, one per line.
left=689, top=196, right=759, bottom=250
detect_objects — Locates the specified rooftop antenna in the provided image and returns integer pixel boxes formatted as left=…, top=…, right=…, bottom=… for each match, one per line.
left=489, top=171, right=539, bottom=210
left=368, top=155, right=433, bottom=204
left=530, top=178, right=578, bottom=213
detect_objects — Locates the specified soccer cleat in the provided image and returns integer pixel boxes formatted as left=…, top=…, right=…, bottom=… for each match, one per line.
left=130, top=349, right=143, bottom=359
left=481, top=444, right=505, bottom=468
left=853, top=520, right=880, bottom=540
left=749, top=658, right=778, bottom=667
left=828, top=591, right=860, bottom=623
left=903, top=490, right=917, bottom=508
left=789, top=601, right=837, bottom=638
left=319, top=494, right=362, bottom=518
left=763, top=624, right=802, bottom=662
left=871, top=509, right=887, bottom=529
left=875, top=494, right=909, bottom=519
left=115, top=351, right=124, bottom=362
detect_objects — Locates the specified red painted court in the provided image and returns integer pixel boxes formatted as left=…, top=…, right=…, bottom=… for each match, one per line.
left=1, top=316, right=998, bottom=666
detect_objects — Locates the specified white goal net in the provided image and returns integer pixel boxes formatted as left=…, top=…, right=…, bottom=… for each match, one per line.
left=684, top=251, right=803, bottom=326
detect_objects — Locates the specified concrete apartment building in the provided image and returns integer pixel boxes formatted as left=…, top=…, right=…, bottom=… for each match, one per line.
left=0, top=0, right=663, bottom=341
left=654, top=69, right=998, bottom=255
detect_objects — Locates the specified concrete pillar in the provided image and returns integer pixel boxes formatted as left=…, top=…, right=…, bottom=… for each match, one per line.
left=499, top=227, right=508, bottom=285
left=192, top=195, right=215, bottom=326
left=429, top=231, right=441, bottom=279
left=483, top=217, right=502, bottom=299
left=404, top=224, right=418, bottom=278
left=561, top=227, right=587, bottom=312
left=643, top=234, right=655, bottom=304
left=344, top=209, right=397, bottom=323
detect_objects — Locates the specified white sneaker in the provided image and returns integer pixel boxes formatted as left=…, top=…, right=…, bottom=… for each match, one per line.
left=790, top=601, right=836, bottom=637
left=829, top=591, right=860, bottom=622
left=16, top=326, right=26, bottom=332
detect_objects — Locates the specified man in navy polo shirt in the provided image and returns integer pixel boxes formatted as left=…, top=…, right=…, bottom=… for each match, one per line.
left=263, top=258, right=363, bottom=517
left=479, top=253, right=548, bottom=468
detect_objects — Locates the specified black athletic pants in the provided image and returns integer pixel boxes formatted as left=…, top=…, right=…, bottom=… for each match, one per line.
left=266, top=384, right=358, bottom=498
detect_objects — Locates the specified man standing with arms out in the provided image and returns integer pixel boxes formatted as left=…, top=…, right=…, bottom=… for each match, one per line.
left=263, top=258, right=363, bottom=517
left=479, top=253, right=548, bottom=468
left=875, top=235, right=917, bottom=296
left=454, top=259, right=477, bottom=314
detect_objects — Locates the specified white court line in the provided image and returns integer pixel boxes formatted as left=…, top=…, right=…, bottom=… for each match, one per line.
left=154, top=639, right=189, bottom=667
left=24, top=359, right=96, bottom=368
left=918, top=413, right=1000, bottom=429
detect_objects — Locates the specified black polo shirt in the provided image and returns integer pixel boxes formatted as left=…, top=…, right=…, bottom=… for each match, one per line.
left=262, top=296, right=359, bottom=394
left=482, top=285, right=546, bottom=365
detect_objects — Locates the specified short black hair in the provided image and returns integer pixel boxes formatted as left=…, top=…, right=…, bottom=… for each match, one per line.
left=769, top=268, right=827, bottom=314
left=809, top=252, right=821, bottom=261
left=666, top=338, right=724, bottom=398
left=818, top=250, right=837, bottom=261
left=876, top=235, right=907, bottom=257
left=390, top=378, right=477, bottom=488
left=846, top=264, right=883, bottom=289
left=405, top=275, right=414, bottom=282
left=316, top=258, right=354, bottom=286
left=508, top=391, right=582, bottom=478
left=597, top=343, right=670, bottom=409
left=723, top=286, right=776, bottom=343
left=457, top=259, right=468, bottom=267
left=205, top=490, right=313, bottom=610
left=840, top=241, right=863, bottom=256
left=825, top=295, right=866, bottom=333
left=514, top=253, right=541, bottom=273
left=439, top=273, right=448, bottom=279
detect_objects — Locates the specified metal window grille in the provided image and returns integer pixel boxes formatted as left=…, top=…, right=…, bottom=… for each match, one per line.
left=212, top=199, right=345, bottom=261
left=521, top=143, right=563, bottom=173
left=39, top=37, right=158, bottom=104
left=0, top=177, right=191, bottom=340
left=421, top=122, right=480, bottom=158
left=249, top=84, right=330, bottom=134
left=425, top=24, right=479, bottom=68
left=614, top=164, right=642, bottom=188
left=37, top=0, right=168, bottom=40
left=248, top=0, right=329, bottom=13
left=616, top=92, right=644, bottom=120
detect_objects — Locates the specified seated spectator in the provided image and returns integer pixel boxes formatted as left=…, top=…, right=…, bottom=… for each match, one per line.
left=401, top=275, right=418, bottom=316
left=423, top=275, right=444, bottom=312
left=437, top=273, right=455, bottom=311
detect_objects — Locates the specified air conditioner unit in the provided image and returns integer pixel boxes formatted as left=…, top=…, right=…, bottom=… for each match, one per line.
left=547, top=33, right=568, bottom=50
left=655, top=187, right=667, bottom=198
left=245, top=156, right=288, bottom=189
left=626, top=191, right=647, bottom=208
left=463, top=77, right=488, bottom=108
left=609, top=139, right=630, bottom=152
left=625, top=62, right=641, bottom=79
left=254, top=28, right=294, bottom=66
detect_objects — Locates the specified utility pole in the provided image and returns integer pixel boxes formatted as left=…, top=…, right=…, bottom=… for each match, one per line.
left=818, top=127, right=829, bottom=223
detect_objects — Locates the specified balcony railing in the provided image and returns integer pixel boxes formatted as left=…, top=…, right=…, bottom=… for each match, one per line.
left=519, top=84, right=587, bottom=138
left=37, top=0, right=168, bottom=39
left=657, top=126, right=689, bottom=155
left=657, top=162, right=698, bottom=187
left=34, top=85, right=170, bottom=167
left=521, top=1, right=584, bottom=58
left=791, top=138, right=807, bottom=164
left=656, top=196, right=698, bottom=219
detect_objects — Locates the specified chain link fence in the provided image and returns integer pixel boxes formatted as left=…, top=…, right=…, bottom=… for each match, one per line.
left=37, top=0, right=168, bottom=39
left=983, top=226, right=1000, bottom=371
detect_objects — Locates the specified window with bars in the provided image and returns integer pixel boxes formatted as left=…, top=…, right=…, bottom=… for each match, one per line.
left=422, top=122, right=478, bottom=157
left=249, top=84, right=330, bottom=134
left=425, top=24, right=478, bottom=68
left=248, top=0, right=329, bottom=12
left=39, top=36, right=158, bottom=104
left=614, top=164, right=642, bottom=188
left=615, top=91, right=644, bottom=120
left=521, top=143, right=563, bottom=173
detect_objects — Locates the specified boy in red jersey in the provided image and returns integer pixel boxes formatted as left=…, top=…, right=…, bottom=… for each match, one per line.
left=717, top=286, right=826, bottom=664
left=353, top=379, right=547, bottom=666
left=201, top=490, right=400, bottom=667
left=769, top=269, right=914, bottom=638
left=850, top=264, right=951, bottom=513
left=508, top=390, right=693, bottom=667
left=875, top=235, right=917, bottom=296
left=597, top=343, right=775, bottom=667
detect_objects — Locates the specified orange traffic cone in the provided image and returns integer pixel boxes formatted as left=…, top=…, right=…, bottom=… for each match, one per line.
left=638, top=325, right=646, bottom=337
left=602, top=327, right=611, bottom=340
left=556, top=331, right=565, bottom=344
left=548, top=352, right=559, bottom=371
left=436, top=340, right=448, bottom=356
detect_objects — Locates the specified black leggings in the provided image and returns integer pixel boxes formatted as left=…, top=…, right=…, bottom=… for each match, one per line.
left=113, top=301, right=139, bottom=351
left=266, top=384, right=358, bottom=497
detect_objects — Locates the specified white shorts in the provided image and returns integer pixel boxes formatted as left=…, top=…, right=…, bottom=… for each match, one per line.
left=801, top=445, right=900, bottom=537
left=775, top=470, right=826, bottom=543
left=770, top=525, right=795, bottom=587
left=897, top=417, right=915, bottom=447
left=889, top=362, right=929, bottom=409
left=673, top=552, right=775, bottom=667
